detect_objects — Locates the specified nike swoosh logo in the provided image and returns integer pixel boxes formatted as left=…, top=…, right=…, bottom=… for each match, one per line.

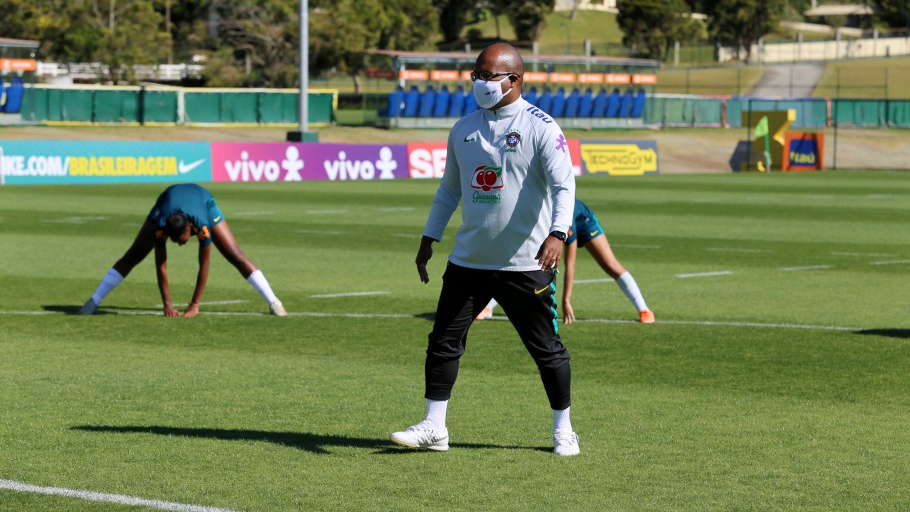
left=464, top=136, right=477, bottom=142
left=590, top=231, right=599, bottom=236
left=213, top=216, right=222, bottom=222
left=178, top=159, right=206, bottom=174
left=534, top=286, right=549, bottom=295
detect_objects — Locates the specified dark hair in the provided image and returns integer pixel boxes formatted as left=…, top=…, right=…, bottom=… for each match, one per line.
left=165, top=212, right=188, bottom=241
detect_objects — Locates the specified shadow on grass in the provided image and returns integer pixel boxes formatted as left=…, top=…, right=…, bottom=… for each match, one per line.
left=43, top=304, right=161, bottom=315
left=855, top=328, right=910, bottom=339
left=70, top=425, right=549, bottom=454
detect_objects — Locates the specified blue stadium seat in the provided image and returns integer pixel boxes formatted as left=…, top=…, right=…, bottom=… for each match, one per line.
left=433, top=86, right=450, bottom=117
left=448, top=85, right=465, bottom=117
left=605, top=88, right=621, bottom=118
left=418, top=85, right=435, bottom=118
left=403, top=85, right=420, bottom=117
left=577, top=88, right=594, bottom=117
left=591, top=88, right=608, bottom=117
left=550, top=87, right=566, bottom=117
left=524, top=86, right=538, bottom=107
left=1, top=77, right=24, bottom=114
left=537, top=88, right=553, bottom=114
left=381, top=86, right=404, bottom=117
left=619, top=88, right=634, bottom=118
left=564, top=88, right=580, bottom=117
left=631, top=88, right=646, bottom=118
left=462, top=88, right=478, bottom=115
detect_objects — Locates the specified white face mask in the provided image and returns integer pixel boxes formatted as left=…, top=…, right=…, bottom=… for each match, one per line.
left=472, top=76, right=512, bottom=109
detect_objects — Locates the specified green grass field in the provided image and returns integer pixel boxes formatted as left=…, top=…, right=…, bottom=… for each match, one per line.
left=2, top=172, right=909, bottom=512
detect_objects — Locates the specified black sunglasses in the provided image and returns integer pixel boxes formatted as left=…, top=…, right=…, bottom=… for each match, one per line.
left=471, top=71, right=516, bottom=81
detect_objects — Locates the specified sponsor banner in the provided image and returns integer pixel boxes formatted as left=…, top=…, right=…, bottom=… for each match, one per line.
left=523, top=72, right=549, bottom=83
left=406, top=139, right=583, bottom=179
left=783, top=132, right=824, bottom=171
left=0, top=58, right=36, bottom=71
left=366, top=68, right=395, bottom=80
left=549, top=72, right=576, bottom=84
left=579, top=140, right=659, bottom=176
left=431, top=70, right=460, bottom=81
left=0, top=140, right=211, bottom=185
left=606, top=73, right=632, bottom=85
left=407, top=142, right=448, bottom=179
left=399, top=69, right=429, bottom=81
left=633, top=73, right=658, bottom=85
left=211, top=142, right=409, bottom=183
left=578, top=73, right=604, bottom=84
left=567, top=138, right=583, bottom=176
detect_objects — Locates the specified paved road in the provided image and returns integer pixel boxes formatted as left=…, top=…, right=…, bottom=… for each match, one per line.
left=747, top=63, right=827, bottom=98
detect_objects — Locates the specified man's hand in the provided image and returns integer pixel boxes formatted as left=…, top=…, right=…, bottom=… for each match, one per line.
left=415, top=236, right=436, bottom=283
left=562, top=300, right=575, bottom=324
left=163, top=304, right=180, bottom=317
left=535, top=235, right=563, bottom=271
left=183, top=302, right=200, bottom=318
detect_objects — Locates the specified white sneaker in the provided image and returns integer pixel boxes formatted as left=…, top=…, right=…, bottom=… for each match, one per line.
left=78, top=299, right=98, bottom=315
left=389, top=420, right=449, bottom=451
left=269, top=300, right=288, bottom=316
left=553, top=430, right=580, bottom=456
left=475, top=307, right=494, bottom=320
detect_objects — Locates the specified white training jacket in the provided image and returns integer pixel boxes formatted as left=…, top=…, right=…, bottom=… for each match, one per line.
left=423, top=96, right=576, bottom=271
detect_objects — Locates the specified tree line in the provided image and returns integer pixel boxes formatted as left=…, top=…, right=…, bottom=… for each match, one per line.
left=1, top=0, right=905, bottom=87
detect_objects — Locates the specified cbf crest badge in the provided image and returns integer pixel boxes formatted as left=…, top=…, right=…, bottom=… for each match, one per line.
left=505, top=130, right=521, bottom=153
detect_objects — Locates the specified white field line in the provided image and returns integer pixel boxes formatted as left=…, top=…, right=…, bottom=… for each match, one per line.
left=305, top=209, right=346, bottom=215
left=0, top=309, right=863, bottom=331
left=379, top=207, right=415, bottom=212
left=831, top=251, right=895, bottom=257
left=870, top=260, right=910, bottom=266
left=231, top=211, right=273, bottom=217
left=705, top=247, right=770, bottom=253
left=675, top=271, right=734, bottom=278
left=0, top=478, right=247, bottom=512
left=611, top=244, right=662, bottom=249
left=153, top=300, right=249, bottom=307
left=310, top=291, right=390, bottom=299
left=41, top=216, right=109, bottom=224
left=574, top=278, right=613, bottom=284
left=779, top=265, right=833, bottom=272
left=573, top=318, right=859, bottom=331
left=391, top=234, right=420, bottom=238
left=298, top=229, right=344, bottom=235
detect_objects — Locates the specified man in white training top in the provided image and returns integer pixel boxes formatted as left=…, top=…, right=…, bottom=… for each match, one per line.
left=389, top=43, right=580, bottom=456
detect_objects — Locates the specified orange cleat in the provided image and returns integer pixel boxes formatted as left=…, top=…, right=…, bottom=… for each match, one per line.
left=639, top=310, right=655, bottom=324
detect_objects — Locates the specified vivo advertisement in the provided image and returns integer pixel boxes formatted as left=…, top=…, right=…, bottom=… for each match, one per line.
left=210, top=142, right=410, bottom=182
left=0, top=141, right=211, bottom=185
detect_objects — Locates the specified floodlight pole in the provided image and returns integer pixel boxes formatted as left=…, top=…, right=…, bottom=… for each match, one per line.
left=298, top=0, right=308, bottom=134
left=288, top=0, right=318, bottom=142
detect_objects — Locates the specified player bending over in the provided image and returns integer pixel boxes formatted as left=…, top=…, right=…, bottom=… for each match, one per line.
left=79, top=183, right=286, bottom=317
left=477, top=198, right=653, bottom=324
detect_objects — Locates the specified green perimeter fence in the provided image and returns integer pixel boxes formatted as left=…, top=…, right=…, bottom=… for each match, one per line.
left=14, top=85, right=910, bottom=129
left=19, top=85, right=336, bottom=125
left=337, top=92, right=910, bottom=128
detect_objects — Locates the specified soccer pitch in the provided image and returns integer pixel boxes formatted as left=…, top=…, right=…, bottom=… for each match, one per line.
left=1, top=171, right=908, bottom=512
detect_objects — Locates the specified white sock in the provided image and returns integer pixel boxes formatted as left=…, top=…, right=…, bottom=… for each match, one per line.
left=425, top=399, right=448, bottom=429
left=246, top=269, right=279, bottom=304
left=486, top=298, right=498, bottom=309
left=615, top=271, right=649, bottom=312
left=553, top=406, right=573, bottom=433
left=90, top=268, right=124, bottom=305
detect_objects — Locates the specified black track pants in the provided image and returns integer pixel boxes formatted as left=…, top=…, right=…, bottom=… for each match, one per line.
left=424, top=262, right=571, bottom=410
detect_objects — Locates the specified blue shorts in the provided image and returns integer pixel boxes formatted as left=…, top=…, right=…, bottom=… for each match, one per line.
left=574, top=211, right=604, bottom=248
